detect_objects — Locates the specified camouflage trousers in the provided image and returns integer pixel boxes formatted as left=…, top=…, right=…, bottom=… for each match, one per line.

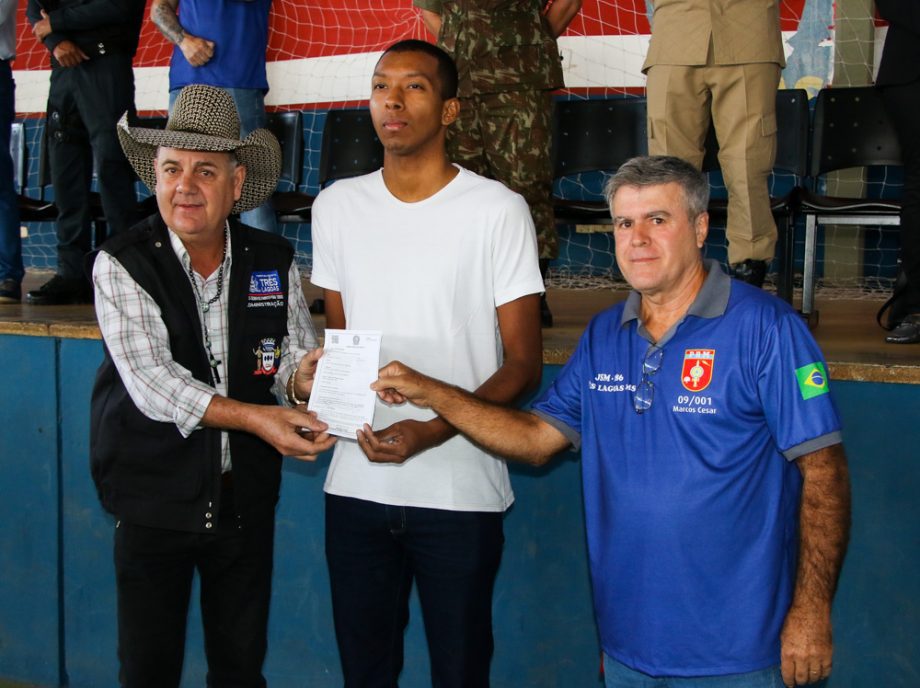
left=448, top=89, right=557, bottom=259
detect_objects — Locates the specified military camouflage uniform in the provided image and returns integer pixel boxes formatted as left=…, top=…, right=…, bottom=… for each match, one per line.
left=414, top=0, right=564, bottom=258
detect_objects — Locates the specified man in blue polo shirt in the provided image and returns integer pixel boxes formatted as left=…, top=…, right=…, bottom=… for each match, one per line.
left=151, top=0, right=277, bottom=234
left=366, top=156, right=851, bottom=687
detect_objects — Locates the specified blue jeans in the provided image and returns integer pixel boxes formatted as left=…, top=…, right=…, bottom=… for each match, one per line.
left=325, top=494, right=504, bottom=688
left=168, top=87, right=278, bottom=234
left=603, top=654, right=793, bottom=688
left=0, top=60, right=23, bottom=283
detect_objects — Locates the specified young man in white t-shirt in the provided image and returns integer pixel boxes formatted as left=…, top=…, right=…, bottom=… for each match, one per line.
left=310, top=40, right=545, bottom=687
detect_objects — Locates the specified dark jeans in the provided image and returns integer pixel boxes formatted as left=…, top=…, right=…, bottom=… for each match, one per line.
left=325, top=494, right=505, bottom=688
left=0, top=59, right=22, bottom=284
left=881, top=78, right=920, bottom=318
left=47, top=52, right=141, bottom=278
left=114, top=486, right=274, bottom=688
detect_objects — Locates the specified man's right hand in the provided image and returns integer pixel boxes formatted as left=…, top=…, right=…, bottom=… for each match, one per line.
left=179, top=34, right=214, bottom=66
left=252, top=405, right=336, bottom=461
left=52, top=40, right=88, bottom=68
left=372, top=360, right=442, bottom=408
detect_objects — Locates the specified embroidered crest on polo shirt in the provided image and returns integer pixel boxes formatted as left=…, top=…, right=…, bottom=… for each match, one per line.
left=795, top=362, right=829, bottom=400
left=681, top=349, right=715, bottom=391
left=248, top=270, right=284, bottom=309
left=253, top=337, right=280, bottom=376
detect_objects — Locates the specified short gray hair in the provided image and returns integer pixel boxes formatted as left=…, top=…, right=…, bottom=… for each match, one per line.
left=604, top=155, right=709, bottom=221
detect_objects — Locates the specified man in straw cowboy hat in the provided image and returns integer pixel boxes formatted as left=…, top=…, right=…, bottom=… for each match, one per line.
left=88, top=84, right=335, bottom=687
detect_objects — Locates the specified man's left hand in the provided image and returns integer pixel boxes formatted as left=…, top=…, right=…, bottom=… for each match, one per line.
left=780, top=603, right=833, bottom=686
left=291, top=347, right=323, bottom=401
left=356, top=419, right=441, bottom=463
left=52, top=40, right=88, bottom=68
left=33, top=10, right=52, bottom=40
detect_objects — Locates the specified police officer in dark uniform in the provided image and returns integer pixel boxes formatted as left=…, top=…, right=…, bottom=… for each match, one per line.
left=26, top=0, right=145, bottom=304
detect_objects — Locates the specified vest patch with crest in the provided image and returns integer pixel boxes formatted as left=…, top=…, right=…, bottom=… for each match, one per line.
left=253, top=337, right=280, bottom=376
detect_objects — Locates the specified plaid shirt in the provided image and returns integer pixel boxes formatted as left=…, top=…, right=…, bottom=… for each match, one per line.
left=93, top=225, right=318, bottom=472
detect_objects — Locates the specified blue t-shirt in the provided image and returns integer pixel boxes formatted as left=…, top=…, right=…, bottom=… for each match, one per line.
left=532, top=263, right=842, bottom=677
left=169, top=0, right=271, bottom=92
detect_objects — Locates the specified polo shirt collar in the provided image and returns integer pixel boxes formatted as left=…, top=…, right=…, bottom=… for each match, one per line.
left=620, top=259, right=731, bottom=336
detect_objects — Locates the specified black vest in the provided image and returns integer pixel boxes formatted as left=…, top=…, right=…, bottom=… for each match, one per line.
left=90, top=215, right=294, bottom=533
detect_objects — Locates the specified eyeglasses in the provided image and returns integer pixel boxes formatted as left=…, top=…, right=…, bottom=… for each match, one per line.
left=633, top=345, right=663, bottom=414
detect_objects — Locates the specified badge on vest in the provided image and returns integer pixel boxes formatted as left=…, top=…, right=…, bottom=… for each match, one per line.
left=681, top=349, right=715, bottom=391
left=253, top=337, right=280, bottom=376
left=248, top=270, right=284, bottom=309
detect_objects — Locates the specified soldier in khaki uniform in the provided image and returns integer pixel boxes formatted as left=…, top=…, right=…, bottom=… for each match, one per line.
left=643, top=0, right=785, bottom=287
left=415, top=0, right=582, bottom=325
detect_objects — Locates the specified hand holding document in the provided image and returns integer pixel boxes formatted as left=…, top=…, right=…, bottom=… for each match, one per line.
left=307, top=330, right=382, bottom=438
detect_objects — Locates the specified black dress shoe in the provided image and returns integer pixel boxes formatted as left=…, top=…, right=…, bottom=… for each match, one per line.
left=885, top=314, right=920, bottom=344
left=729, top=259, right=768, bottom=288
left=26, top=275, right=93, bottom=305
left=0, top=278, right=21, bottom=303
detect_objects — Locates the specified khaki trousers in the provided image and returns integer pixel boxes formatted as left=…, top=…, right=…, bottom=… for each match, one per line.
left=646, top=62, right=781, bottom=264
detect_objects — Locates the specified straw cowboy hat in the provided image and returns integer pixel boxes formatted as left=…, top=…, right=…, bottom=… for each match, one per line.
left=116, top=84, right=282, bottom=214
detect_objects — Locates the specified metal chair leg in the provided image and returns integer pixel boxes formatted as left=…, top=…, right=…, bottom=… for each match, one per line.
left=801, top=214, right=818, bottom=320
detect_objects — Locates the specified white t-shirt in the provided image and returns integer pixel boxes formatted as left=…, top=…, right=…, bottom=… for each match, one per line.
left=310, top=166, right=544, bottom=511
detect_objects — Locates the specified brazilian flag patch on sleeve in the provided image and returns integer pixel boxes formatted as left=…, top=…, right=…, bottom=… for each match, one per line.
left=796, top=362, right=830, bottom=400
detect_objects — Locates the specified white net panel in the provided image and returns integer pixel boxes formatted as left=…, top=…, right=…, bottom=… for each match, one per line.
left=12, top=0, right=897, bottom=299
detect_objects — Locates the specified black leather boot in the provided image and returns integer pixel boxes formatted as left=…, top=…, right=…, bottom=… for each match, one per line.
left=728, top=259, right=768, bottom=289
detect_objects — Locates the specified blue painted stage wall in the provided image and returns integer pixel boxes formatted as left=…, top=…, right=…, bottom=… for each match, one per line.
left=0, top=334, right=918, bottom=687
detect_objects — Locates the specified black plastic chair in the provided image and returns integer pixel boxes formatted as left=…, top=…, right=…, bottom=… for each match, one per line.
left=318, top=108, right=383, bottom=186
left=269, top=108, right=383, bottom=226
left=552, top=97, right=648, bottom=225
left=281, top=109, right=383, bottom=315
left=266, top=111, right=311, bottom=224
left=11, top=121, right=57, bottom=224
left=797, top=86, right=901, bottom=321
left=701, top=89, right=811, bottom=303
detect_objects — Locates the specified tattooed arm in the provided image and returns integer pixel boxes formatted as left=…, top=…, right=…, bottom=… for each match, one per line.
left=150, top=0, right=214, bottom=67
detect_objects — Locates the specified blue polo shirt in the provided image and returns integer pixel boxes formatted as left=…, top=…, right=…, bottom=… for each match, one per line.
left=532, top=261, right=842, bottom=677
left=169, top=0, right=271, bottom=92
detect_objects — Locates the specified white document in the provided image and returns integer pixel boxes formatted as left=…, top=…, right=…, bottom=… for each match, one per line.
left=308, top=329, right=382, bottom=439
